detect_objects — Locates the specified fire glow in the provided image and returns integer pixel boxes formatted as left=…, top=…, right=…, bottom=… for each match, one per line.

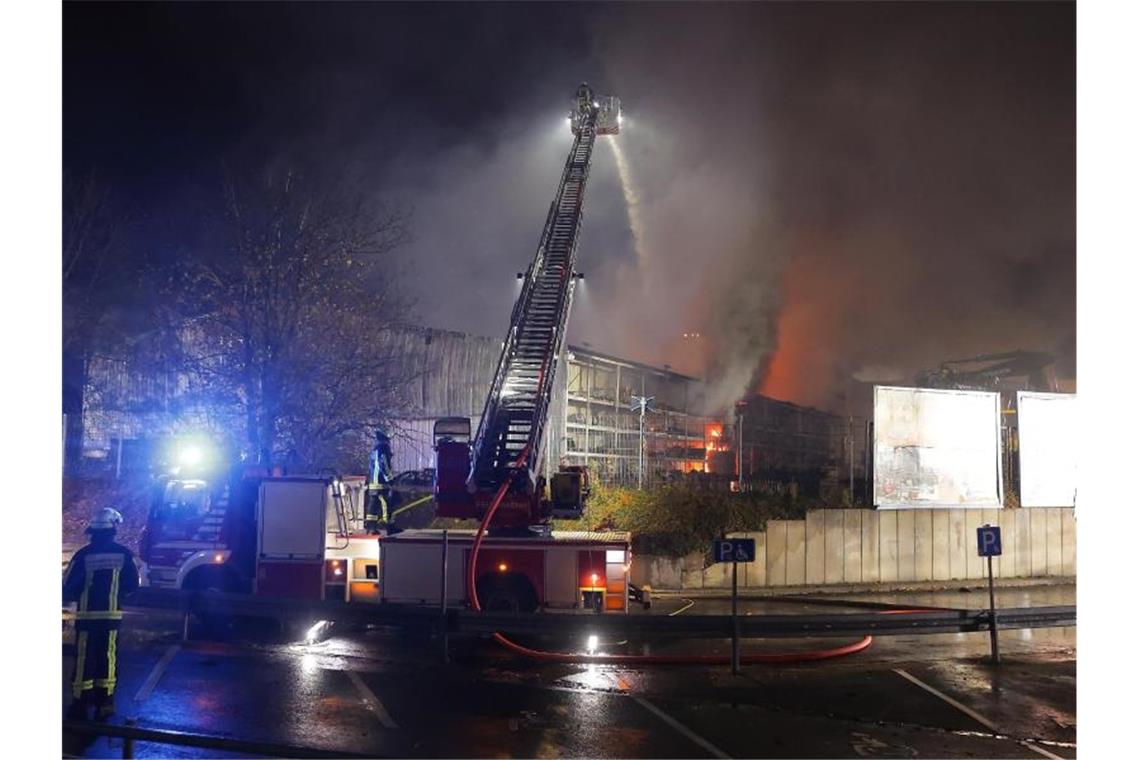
left=705, top=423, right=728, bottom=468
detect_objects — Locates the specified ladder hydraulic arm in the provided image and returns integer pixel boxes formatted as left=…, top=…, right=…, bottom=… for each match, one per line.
left=433, top=83, right=621, bottom=529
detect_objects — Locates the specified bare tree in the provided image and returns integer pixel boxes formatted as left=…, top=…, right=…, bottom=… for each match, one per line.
left=62, top=171, right=132, bottom=470
left=167, top=167, right=415, bottom=470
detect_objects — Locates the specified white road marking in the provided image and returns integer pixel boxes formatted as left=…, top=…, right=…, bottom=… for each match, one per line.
left=133, top=645, right=181, bottom=703
left=347, top=669, right=399, bottom=729
left=892, top=668, right=1001, bottom=734
left=1021, top=741, right=1066, bottom=760
left=634, top=696, right=730, bottom=759
left=951, top=730, right=1076, bottom=750
left=669, top=598, right=696, bottom=616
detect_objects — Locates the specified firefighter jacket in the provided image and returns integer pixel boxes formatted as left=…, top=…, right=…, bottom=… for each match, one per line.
left=63, top=538, right=140, bottom=628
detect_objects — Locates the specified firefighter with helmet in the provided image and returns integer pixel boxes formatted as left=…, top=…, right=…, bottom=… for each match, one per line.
left=576, top=82, right=593, bottom=114
left=364, top=428, right=394, bottom=533
left=63, top=507, right=139, bottom=720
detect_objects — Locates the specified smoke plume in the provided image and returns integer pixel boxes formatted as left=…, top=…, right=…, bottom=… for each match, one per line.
left=67, top=2, right=1075, bottom=418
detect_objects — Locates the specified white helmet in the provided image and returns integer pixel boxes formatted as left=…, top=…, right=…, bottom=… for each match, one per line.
left=88, top=507, right=124, bottom=532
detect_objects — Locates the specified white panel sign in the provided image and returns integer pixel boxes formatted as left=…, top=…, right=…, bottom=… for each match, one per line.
left=1017, top=392, right=1077, bottom=507
left=874, top=386, right=1002, bottom=509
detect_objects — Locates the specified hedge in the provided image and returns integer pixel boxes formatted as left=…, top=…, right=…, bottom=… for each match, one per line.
left=556, top=484, right=816, bottom=557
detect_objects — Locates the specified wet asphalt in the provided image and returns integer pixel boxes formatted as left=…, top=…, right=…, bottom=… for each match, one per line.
left=62, top=585, right=1076, bottom=758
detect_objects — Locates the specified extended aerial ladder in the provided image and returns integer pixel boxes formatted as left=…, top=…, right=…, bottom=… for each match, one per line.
left=433, top=83, right=621, bottom=530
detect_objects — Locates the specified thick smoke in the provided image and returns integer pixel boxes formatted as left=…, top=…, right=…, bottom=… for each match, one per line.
left=68, top=2, right=1075, bottom=418
left=587, top=2, right=1074, bottom=413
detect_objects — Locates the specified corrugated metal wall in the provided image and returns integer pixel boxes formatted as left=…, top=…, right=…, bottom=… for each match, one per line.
left=381, top=326, right=502, bottom=418
left=380, top=327, right=501, bottom=473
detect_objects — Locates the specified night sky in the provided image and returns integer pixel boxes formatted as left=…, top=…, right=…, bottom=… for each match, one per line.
left=64, top=1, right=1075, bottom=413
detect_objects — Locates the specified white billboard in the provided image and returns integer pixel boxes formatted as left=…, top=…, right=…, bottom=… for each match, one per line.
left=1017, top=392, right=1077, bottom=507
left=874, top=386, right=1002, bottom=509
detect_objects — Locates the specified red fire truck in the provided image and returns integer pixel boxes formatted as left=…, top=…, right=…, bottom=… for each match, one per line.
left=141, top=468, right=631, bottom=614
left=140, top=83, right=632, bottom=616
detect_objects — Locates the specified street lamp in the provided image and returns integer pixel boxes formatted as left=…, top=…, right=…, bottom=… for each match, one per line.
left=629, top=395, right=655, bottom=490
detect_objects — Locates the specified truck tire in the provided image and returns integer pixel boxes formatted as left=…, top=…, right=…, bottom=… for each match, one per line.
left=183, top=566, right=239, bottom=638
left=476, top=573, right=539, bottom=613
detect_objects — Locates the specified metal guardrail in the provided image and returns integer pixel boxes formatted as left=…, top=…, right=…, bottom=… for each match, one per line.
left=63, top=719, right=379, bottom=758
left=452, top=606, right=1076, bottom=638
left=125, top=588, right=1075, bottom=640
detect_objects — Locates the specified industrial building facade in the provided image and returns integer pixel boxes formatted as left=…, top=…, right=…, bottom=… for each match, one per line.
left=77, top=325, right=862, bottom=496
left=733, top=394, right=870, bottom=502
left=77, top=325, right=724, bottom=488
left=547, top=348, right=722, bottom=487
left=376, top=333, right=724, bottom=488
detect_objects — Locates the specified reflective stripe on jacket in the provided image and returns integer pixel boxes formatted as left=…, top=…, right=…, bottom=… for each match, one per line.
left=63, top=540, right=139, bottom=624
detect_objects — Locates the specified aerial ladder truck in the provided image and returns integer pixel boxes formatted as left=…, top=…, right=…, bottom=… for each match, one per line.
left=141, top=84, right=634, bottom=616
left=381, top=82, right=631, bottom=613
left=432, top=82, right=620, bottom=529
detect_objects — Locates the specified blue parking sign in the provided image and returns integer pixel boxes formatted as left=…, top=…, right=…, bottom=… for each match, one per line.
left=976, top=525, right=1002, bottom=557
left=713, top=538, right=756, bottom=563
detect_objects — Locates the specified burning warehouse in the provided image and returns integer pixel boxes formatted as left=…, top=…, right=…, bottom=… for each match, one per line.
left=79, top=323, right=868, bottom=500
left=75, top=325, right=721, bottom=486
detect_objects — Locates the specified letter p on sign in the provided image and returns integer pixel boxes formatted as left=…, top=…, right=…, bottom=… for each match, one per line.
left=976, top=525, right=1002, bottom=557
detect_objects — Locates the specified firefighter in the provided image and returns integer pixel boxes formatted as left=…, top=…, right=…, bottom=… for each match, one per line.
left=576, top=82, right=593, bottom=115
left=63, top=507, right=139, bottom=720
left=364, top=428, right=394, bottom=533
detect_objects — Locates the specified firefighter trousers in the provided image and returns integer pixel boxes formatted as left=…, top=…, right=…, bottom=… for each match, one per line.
left=71, top=624, right=119, bottom=705
left=364, top=486, right=390, bottom=530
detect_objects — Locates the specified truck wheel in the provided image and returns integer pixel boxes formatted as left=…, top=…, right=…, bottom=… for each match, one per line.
left=183, top=568, right=237, bottom=638
left=477, top=573, right=539, bottom=613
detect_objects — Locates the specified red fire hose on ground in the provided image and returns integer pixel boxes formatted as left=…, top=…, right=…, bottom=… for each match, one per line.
left=464, top=451, right=879, bottom=666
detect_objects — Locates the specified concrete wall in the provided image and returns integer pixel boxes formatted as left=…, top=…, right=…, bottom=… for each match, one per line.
left=635, top=508, right=1076, bottom=590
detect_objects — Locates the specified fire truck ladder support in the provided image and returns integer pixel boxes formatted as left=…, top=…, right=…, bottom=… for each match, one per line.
left=468, top=111, right=598, bottom=494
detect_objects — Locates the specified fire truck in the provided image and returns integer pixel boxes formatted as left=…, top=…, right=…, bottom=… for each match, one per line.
left=140, top=84, right=633, bottom=615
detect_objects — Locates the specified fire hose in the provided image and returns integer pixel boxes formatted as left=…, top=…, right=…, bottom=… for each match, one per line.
left=465, top=448, right=879, bottom=665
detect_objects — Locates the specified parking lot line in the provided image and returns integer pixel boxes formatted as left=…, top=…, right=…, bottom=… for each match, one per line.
left=892, top=668, right=1000, bottom=734
left=1021, top=740, right=1066, bottom=760
left=347, top=669, right=399, bottom=729
left=133, top=644, right=181, bottom=704
left=633, top=695, right=730, bottom=759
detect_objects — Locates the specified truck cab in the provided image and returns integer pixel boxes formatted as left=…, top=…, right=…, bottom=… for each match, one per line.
left=141, top=471, right=380, bottom=603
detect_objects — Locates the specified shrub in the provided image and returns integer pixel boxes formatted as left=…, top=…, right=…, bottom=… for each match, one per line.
left=557, top=484, right=816, bottom=558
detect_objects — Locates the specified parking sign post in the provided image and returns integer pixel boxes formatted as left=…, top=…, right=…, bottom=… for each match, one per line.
left=713, top=537, right=755, bottom=675
left=976, top=524, right=1002, bottom=665
left=731, top=556, right=740, bottom=674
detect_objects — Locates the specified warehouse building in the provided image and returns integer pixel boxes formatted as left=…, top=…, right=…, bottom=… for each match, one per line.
left=379, top=331, right=723, bottom=488
left=77, top=325, right=724, bottom=487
